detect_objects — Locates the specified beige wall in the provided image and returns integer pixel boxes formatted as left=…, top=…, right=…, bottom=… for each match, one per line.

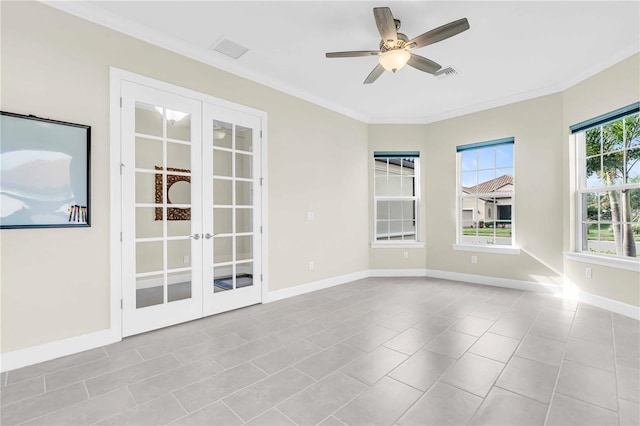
left=425, top=94, right=565, bottom=283
left=368, top=55, right=639, bottom=306
left=369, top=125, right=429, bottom=269
left=0, top=2, right=369, bottom=353
left=562, top=54, right=640, bottom=307
left=1, top=2, right=637, bottom=356
left=369, top=95, right=566, bottom=286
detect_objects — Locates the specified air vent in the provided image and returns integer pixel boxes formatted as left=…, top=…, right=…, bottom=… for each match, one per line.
left=435, top=67, right=459, bottom=79
left=210, top=38, right=249, bottom=60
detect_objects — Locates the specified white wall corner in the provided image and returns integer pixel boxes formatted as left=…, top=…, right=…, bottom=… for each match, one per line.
left=1, top=329, right=120, bottom=373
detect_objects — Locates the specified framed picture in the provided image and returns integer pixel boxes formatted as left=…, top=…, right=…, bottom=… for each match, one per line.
left=0, top=111, right=91, bottom=229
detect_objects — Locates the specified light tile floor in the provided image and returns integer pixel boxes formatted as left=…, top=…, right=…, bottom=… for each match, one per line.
left=1, top=277, right=639, bottom=425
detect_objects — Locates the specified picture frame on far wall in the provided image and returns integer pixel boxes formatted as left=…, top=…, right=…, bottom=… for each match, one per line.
left=0, top=111, right=91, bottom=229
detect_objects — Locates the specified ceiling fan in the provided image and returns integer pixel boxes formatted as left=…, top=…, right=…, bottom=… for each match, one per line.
left=325, top=7, right=470, bottom=84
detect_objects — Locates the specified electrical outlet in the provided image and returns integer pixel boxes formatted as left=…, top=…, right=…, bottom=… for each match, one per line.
left=307, top=212, right=314, bottom=221
left=403, top=251, right=409, bottom=259
left=309, top=260, right=314, bottom=270
left=471, top=255, right=478, bottom=264
left=183, top=255, right=190, bottom=264
left=585, top=267, right=592, bottom=279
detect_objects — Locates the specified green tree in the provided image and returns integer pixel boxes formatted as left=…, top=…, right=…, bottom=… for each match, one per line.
left=585, top=114, right=640, bottom=257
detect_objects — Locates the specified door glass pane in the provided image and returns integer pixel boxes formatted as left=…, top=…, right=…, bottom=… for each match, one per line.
left=213, top=149, right=232, bottom=177
left=167, top=239, right=190, bottom=270
left=212, top=120, right=232, bottom=149
left=135, top=137, right=162, bottom=170
left=213, top=266, right=233, bottom=293
left=213, top=208, right=233, bottom=235
left=236, top=208, right=252, bottom=233
left=166, top=111, right=191, bottom=141
left=168, top=270, right=192, bottom=303
left=237, top=262, right=253, bottom=288
left=135, top=102, right=162, bottom=137
left=236, top=235, right=252, bottom=261
left=214, top=237, right=233, bottom=264
left=136, top=241, right=163, bottom=273
left=236, top=126, right=253, bottom=152
left=167, top=214, right=191, bottom=237
left=136, top=274, right=164, bottom=308
left=136, top=207, right=162, bottom=238
left=213, top=179, right=232, bottom=205
left=136, top=172, right=157, bottom=204
left=236, top=181, right=252, bottom=206
left=235, top=153, right=252, bottom=179
left=167, top=142, right=191, bottom=170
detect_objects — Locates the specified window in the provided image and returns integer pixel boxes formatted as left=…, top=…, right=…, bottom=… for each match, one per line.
left=458, top=138, right=514, bottom=246
left=572, top=103, right=639, bottom=260
left=373, top=151, right=419, bottom=243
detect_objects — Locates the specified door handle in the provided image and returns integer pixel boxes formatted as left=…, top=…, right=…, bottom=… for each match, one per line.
left=204, top=233, right=214, bottom=239
left=189, top=234, right=201, bottom=240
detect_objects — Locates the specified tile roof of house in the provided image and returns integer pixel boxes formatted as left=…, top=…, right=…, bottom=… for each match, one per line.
left=462, top=174, right=513, bottom=194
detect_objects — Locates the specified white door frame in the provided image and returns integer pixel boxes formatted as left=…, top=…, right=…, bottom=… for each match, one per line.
left=109, top=67, right=268, bottom=339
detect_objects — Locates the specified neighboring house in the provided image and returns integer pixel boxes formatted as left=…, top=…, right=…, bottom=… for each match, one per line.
left=461, top=174, right=513, bottom=228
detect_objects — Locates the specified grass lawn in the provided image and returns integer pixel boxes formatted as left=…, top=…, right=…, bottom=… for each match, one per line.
left=585, top=223, right=639, bottom=241
left=463, top=228, right=512, bottom=237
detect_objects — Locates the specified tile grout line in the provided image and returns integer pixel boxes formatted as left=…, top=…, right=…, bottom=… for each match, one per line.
left=610, top=311, right=622, bottom=422
left=272, top=406, right=300, bottom=426
left=541, top=300, right=579, bottom=425
left=461, top=289, right=544, bottom=424
left=168, top=392, right=190, bottom=419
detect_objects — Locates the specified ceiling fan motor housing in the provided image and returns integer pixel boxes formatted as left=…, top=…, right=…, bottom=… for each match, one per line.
left=380, top=33, right=408, bottom=51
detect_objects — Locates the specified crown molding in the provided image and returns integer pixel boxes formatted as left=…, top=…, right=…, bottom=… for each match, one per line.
left=41, top=2, right=640, bottom=126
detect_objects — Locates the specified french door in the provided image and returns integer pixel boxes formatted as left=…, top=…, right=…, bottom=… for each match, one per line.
left=120, top=82, right=262, bottom=337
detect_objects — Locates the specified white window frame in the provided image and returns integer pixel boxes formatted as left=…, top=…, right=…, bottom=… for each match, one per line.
left=453, top=138, right=520, bottom=255
left=573, top=104, right=640, bottom=267
left=371, top=152, right=423, bottom=248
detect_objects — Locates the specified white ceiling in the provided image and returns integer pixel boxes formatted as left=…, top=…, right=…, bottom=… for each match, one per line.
left=47, top=1, right=639, bottom=124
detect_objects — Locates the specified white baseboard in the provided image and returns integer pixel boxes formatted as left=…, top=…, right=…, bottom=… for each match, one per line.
left=3, top=267, right=638, bottom=373
left=265, top=270, right=370, bottom=303
left=423, top=269, right=563, bottom=294
left=579, top=291, right=640, bottom=320
left=369, top=268, right=639, bottom=320
left=1, top=328, right=120, bottom=373
left=369, top=269, right=428, bottom=277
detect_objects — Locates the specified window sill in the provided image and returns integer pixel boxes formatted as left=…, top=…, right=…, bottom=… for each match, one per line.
left=452, top=244, right=521, bottom=255
left=564, top=251, right=640, bottom=272
left=371, top=242, right=425, bottom=249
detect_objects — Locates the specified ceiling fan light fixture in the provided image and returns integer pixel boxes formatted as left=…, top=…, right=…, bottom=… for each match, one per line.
left=379, top=49, right=410, bottom=72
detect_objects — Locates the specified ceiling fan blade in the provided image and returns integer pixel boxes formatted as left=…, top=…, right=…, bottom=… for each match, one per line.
left=325, top=51, right=380, bottom=58
left=407, top=54, right=442, bottom=74
left=406, top=18, right=470, bottom=49
left=364, top=64, right=385, bottom=84
left=373, top=7, right=397, bottom=47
